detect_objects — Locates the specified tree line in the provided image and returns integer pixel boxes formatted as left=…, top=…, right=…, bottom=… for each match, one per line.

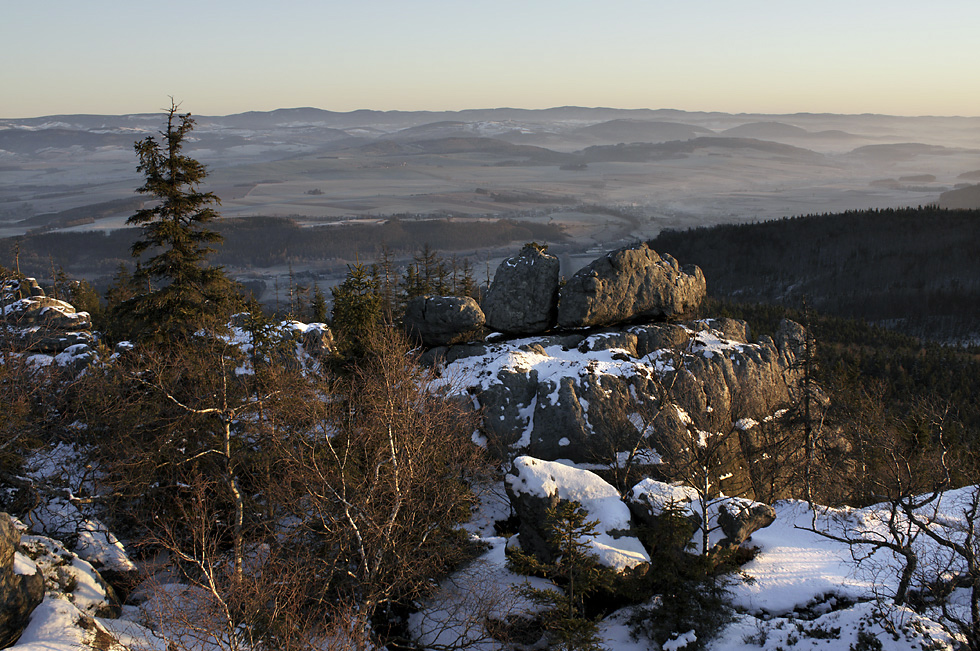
left=0, top=214, right=565, bottom=281
left=650, top=207, right=980, bottom=343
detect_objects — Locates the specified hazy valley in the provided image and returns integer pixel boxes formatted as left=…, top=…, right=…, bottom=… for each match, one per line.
left=3, top=107, right=979, bottom=301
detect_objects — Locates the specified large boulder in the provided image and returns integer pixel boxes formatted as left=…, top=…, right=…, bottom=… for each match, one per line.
left=404, top=296, right=485, bottom=347
left=0, top=514, right=44, bottom=647
left=626, top=481, right=777, bottom=553
left=483, top=244, right=561, bottom=334
left=280, top=321, right=335, bottom=360
left=557, top=244, right=705, bottom=328
left=715, top=497, right=777, bottom=549
left=627, top=478, right=702, bottom=537
left=505, top=457, right=649, bottom=572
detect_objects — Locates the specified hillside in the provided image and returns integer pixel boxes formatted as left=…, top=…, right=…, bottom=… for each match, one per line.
left=650, top=206, right=980, bottom=343
left=940, top=183, right=980, bottom=209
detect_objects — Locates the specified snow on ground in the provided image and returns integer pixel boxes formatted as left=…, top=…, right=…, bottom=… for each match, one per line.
left=26, top=497, right=137, bottom=575
left=409, top=536, right=555, bottom=651
left=10, top=596, right=168, bottom=651
left=433, top=332, right=674, bottom=401
left=729, top=500, right=870, bottom=614
left=687, top=327, right=747, bottom=360
left=23, top=443, right=136, bottom=574
left=19, top=532, right=115, bottom=618
left=710, top=600, right=954, bottom=651
left=415, top=467, right=976, bottom=650
left=12, top=597, right=101, bottom=651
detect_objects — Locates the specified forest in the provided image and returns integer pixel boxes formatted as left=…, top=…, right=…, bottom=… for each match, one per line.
left=650, top=207, right=980, bottom=343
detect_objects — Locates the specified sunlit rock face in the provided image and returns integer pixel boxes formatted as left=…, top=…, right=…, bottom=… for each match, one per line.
left=404, top=295, right=486, bottom=347
left=483, top=244, right=561, bottom=335
left=2, top=278, right=95, bottom=375
left=0, top=514, right=44, bottom=647
left=556, top=243, right=706, bottom=329
left=434, top=318, right=805, bottom=500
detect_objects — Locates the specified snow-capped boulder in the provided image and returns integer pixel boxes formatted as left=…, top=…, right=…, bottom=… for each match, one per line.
left=278, top=320, right=335, bottom=365
left=557, top=244, right=705, bottom=328
left=505, top=456, right=650, bottom=572
left=0, top=514, right=44, bottom=647
left=294, top=322, right=334, bottom=357
left=627, top=478, right=703, bottom=536
left=404, top=295, right=485, bottom=346
left=483, top=244, right=561, bottom=334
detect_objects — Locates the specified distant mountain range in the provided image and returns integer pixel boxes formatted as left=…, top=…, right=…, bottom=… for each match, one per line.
left=3, top=106, right=979, bottom=248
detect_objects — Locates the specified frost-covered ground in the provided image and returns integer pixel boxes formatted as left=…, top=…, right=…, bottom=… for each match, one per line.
left=8, top=448, right=971, bottom=650
left=409, top=479, right=965, bottom=651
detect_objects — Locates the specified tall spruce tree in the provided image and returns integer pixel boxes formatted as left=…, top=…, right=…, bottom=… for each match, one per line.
left=121, top=101, right=237, bottom=344
left=331, top=262, right=382, bottom=359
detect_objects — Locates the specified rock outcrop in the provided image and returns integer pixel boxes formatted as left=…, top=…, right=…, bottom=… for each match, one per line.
left=404, top=296, right=485, bottom=347
left=435, top=319, right=803, bottom=499
left=0, top=514, right=44, bottom=647
left=1, top=278, right=94, bottom=356
left=627, top=478, right=703, bottom=536
left=483, top=244, right=561, bottom=334
left=557, top=243, right=706, bottom=328
left=715, top=497, right=777, bottom=549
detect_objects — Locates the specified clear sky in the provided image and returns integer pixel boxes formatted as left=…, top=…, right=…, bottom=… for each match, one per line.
left=2, top=0, right=979, bottom=118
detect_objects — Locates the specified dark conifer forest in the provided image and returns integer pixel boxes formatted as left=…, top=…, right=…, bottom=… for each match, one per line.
left=650, top=207, right=980, bottom=343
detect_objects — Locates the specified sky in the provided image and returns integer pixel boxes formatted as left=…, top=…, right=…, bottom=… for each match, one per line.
left=2, top=0, right=979, bottom=119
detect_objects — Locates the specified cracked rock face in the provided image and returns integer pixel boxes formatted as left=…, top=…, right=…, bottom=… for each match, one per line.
left=434, top=319, right=805, bottom=500
left=404, top=295, right=485, bottom=347
left=483, top=245, right=561, bottom=335
left=0, top=515, right=44, bottom=647
left=557, top=243, right=706, bottom=328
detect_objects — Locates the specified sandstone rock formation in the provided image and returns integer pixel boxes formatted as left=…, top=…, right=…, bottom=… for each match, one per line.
left=627, top=478, right=702, bottom=535
left=0, top=514, right=44, bottom=647
left=404, top=296, right=485, bottom=347
left=1, top=278, right=94, bottom=355
left=557, top=243, right=706, bottom=328
left=483, top=244, right=561, bottom=334
left=280, top=321, right=335, bottom=361
left=436, top=318, right=804, bottom=500
left=715, top=497, right=777, bottom=549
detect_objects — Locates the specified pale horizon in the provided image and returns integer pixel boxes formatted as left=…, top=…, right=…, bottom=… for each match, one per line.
left=3, top=0, right=980, bottom=120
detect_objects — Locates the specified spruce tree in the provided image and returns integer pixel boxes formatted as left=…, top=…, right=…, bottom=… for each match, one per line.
left=331, top=262, right=382, bottom=359
left=311, top=285, right=328, bottom=323
left=122, top=101, right=238, bottom=344
left=510, top=501, right=609, bottom=651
